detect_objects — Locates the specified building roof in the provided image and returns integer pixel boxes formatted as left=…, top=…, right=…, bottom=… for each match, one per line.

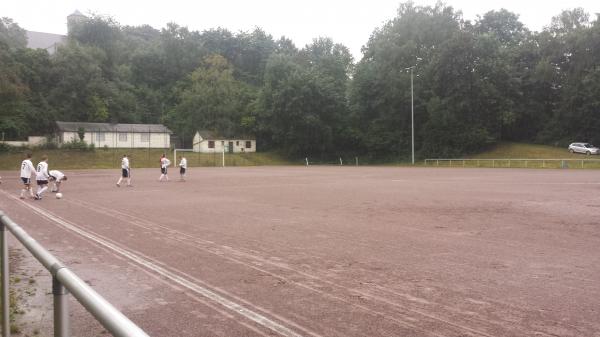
left=56, top=121, right=172, bottom=134
left=195, top=130, right=255, bottom=140
left=26, top=31, right=67, bottom=52
left=69, top=10, right=85, bottom=17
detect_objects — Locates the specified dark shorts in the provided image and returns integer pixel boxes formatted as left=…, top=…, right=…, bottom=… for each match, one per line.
left=21, top=177, right=31, bottom=185
left=122, top=168, right=129, bottom=178
left=180, top=167, right=186, bottom=174
left=161, top=167, right=167, bottom=174
left=36, top=180, right=48, bottom=186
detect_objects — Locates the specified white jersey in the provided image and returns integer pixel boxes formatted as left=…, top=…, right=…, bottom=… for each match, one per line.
left=36, top=161, right=49, bottom=181
left=49, top=170, right=65, bottom=182
left=161, top=158, right=171, bottom=169
left=179, top=158, right=187, bottom=169
left=121, top=157, right=130, bottom=169
left=20, top=159, right=35, bottom=178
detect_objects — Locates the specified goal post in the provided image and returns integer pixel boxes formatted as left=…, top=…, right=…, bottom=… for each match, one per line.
left=173, top=148, right=226, bottom=167
left=173, top=148, right=195, bottom=168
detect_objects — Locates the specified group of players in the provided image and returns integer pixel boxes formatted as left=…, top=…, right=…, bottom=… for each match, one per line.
left=116, top=153, right=188, bottom=187
left=15, top=152, right=187, bottom=201
left=19, top=153, right=67, bottom=200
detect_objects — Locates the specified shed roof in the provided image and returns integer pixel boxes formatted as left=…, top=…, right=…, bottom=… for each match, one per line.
left=195, top=130, right=254, bottom=140
left=56, top=121, right=172, bottom=134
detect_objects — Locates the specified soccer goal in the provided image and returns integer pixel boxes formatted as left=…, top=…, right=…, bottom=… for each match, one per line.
left=174, top=148, right=226, bottom=167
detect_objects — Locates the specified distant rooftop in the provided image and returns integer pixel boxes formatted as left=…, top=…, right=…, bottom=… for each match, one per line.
left=26, top=31, right=66, bottom=54
left=57, top=121, right=172, bottom=134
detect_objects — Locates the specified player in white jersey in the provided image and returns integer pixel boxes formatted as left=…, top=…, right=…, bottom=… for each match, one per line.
left=159, top=154, right=170, bottom=182
left=49, top=170, right=68, bottom=193
left=116, top=154, right=132, bottom=187
left=34, top=155, right=50, bottom=200
left=19, top=153, right=36, bottom=199
left=178, top=156, right=187, bottom=181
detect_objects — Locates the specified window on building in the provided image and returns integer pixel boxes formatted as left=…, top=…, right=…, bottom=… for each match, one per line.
left=208, top=140, right=215, bottom=149
left=141, top=133, right=150, bottom=143
left=119, top=133, right=127, bottom=142
left=236, top=141, right=239, bottom=146
left=245, top=141, right=252, bottom=149
left=96, top=132, right=105, bottom=142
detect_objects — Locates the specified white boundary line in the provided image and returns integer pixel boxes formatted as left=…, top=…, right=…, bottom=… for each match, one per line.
left=1, top=191, right=306, bottom=337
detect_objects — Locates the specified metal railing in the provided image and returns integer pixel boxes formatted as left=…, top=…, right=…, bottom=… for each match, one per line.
left=0, top=211, right=149, bottom=337
left=424, top=158, right=600, bottom=169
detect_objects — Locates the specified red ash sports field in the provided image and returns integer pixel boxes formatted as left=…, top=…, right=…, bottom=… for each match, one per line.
left=0, top=166, right=599, bottom=336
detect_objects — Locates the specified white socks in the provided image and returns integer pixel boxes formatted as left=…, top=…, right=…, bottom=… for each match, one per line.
left=159, top=174, right=169, bottom=181
left=37, top=185, right=48, bottom=197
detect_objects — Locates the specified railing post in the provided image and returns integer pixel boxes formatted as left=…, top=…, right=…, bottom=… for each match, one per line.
left=543, top=160, right=545, bottom=168
left=508, top=159, right=511, bottom=168
left=53, top=273, right=69, bottom=337
left=582, top=160, right=584, bottom=169
left=0, top=212, right=9, bottom=337
left=492, top=160, right=495, bottom=168
left=437, top=160, right=439, bottom=166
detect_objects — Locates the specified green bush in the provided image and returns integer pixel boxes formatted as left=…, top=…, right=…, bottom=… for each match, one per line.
left=60, top=140, right=95, bottom=151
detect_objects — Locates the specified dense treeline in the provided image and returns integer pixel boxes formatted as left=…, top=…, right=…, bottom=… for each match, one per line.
left=1, top=3, right=599, bottom=159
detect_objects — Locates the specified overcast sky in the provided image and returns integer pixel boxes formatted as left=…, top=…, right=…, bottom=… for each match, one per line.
left=2, top=0, right=599, bottom=59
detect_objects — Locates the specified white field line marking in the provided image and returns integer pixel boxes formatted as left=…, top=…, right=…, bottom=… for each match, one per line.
left=68, top=199, right=502, bottom=337
left=2, top=193, right=307, bottom=337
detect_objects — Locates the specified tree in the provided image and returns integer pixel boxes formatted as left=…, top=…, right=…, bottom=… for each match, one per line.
left=166, top=55, right=255, bottom=144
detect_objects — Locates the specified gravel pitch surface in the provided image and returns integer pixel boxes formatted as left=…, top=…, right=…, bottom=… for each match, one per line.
left=0, top=166, right=599, bottom=337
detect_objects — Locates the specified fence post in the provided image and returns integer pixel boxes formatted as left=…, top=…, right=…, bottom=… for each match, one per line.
left=355, top=157, right=358, bottom=166
left=52, top=274, right=69, bottom=337
left=492, top=160, right=495, bottom=168
left=543, top=160, right=545, bottom=168
left=0, top=212, right=9, bottom=337
left=437, top=160, right=439, bottom=166
left=462, top=160, right=465, bottom=167
left=508, top=159, right=511, bottom=168
left=582, top=160, right=584, bottom=169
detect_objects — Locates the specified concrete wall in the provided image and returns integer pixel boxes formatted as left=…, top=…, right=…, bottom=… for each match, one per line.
left=193, top=139, right=256, bottom=153
left=61, top=131, right=170, bottom=148
left=1, top=136, right=47, bottom=147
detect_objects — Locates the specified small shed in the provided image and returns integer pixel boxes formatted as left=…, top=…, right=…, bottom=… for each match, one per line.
left=192, top=131, right=256, bottom=153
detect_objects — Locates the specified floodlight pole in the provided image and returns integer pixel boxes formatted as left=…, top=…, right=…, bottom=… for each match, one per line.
left=410, top=67, right=414, bottom=165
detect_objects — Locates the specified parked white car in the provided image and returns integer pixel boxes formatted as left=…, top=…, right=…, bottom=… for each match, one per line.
left=568, top=143, right=599, bottom=155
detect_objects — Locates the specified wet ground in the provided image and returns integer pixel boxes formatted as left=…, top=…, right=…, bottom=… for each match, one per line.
left=0, top=166, right=599, bottom=337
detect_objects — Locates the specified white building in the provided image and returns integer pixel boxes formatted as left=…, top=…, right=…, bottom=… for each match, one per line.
left=56, top=121, right=172, bottom=148
left=192, top=131, right=256, bottom=153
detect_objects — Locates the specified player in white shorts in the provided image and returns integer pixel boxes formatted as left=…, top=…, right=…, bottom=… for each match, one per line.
left=34, top=155, right=50, bottom=200
left=19, top=153, right=36, bottom=199
left=49, top=170, right=68, bottom=193
left=159, top=154, right=170, bottom=182
left=116, top=154, right=132, bottom=187
left=178, top=156, right=187, bottom=181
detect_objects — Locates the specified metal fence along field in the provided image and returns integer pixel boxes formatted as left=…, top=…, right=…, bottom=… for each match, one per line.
left=425, top=158, right=600, bottom=169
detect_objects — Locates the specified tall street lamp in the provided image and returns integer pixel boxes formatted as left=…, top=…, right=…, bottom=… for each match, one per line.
left=405, top=58, right=421, bottom=165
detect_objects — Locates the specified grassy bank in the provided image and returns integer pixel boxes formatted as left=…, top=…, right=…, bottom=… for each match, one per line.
left=469, top=142, right=591, bottom=159
left=0, top=148, right=293, bottom=171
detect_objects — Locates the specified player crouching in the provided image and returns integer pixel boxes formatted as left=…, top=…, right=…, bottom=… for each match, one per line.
left=49, top=170, right=67, bottom=193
